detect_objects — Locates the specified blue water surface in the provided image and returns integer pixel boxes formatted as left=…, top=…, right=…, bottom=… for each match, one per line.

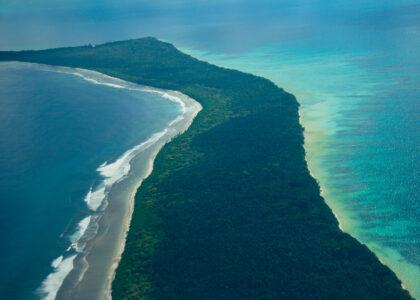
left=0, top=63, right=179, bottom=299
left=0, top=0, right=419, bottom=298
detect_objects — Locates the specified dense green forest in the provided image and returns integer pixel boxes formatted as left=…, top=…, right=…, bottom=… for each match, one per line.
left=0, top=38, right=413, bottom=299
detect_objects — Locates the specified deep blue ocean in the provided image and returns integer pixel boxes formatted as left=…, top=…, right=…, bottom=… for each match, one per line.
left=0, top=63, right=180, bottom=299
left=0, top=0, right=419, bottom=298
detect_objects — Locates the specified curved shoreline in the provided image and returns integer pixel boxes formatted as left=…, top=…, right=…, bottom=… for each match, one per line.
left=1, top=38, right=412, bottom=300
left=104, top=92, right=201, bottom=300
left=101, top=91, right=202, bottom=300
left=19, top=63, right=202, bottom=300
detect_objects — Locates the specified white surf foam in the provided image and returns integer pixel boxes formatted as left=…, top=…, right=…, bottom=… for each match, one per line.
left=44, top=67, right=187, bottom=215
left=167, top=114, right=186, bottom=127
left=51, top=256, right=63, bottom=269
left=38, top=124, right=176, bottom=300
left=39, top=255, right=77, bottom=300
left=141, top=88, right=187, bottom=112
left=70, top=216, right=92, bottom=252
left=59, top=67, right=188, bottom=113
left=84, top=186, right=106, bottom=211
left=71, top=71, right=127, bottom=89
left=30, top=62, right=200, bottom=300
left=84, top=128, right=169, bottom=212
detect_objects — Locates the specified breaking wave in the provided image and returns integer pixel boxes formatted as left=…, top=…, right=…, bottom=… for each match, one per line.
left=37, top=64, right=188, bottom=300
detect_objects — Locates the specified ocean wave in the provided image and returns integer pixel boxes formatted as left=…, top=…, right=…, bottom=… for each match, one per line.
left=168, top=114, right=185, bottom=127
left=84, top=186, right=106, bottom=212
left=70, top=216, right=92, bottom=252
left=51, top=256, right=64, bottom=269
left=18, top=62, right=188, bottom=114
left=70, top=70, right=127, bottom=90
left=84, top=128, right=169, bottom=214
left=39, top=216, right=93, bottom=299
left=38, top=255, right=77, bottom=300
left=32, top=62, right=197, bottom=300
left=141, top=88, right=187, bottom=113
left=60, top=67, right=188, bottom=113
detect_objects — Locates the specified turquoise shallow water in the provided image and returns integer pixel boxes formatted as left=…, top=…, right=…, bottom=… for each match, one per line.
left=185, top=43, right=420, bottom=296
left=186, top=39, right=420, bottom=297
left=0, top=63, right=180, bottom=299
left=0, top=0, right=419, bottom=298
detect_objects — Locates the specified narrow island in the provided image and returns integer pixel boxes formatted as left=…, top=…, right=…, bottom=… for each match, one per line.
left=0, top=38, right=413, bottom=299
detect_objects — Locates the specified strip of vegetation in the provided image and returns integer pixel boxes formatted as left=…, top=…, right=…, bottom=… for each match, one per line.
left=0, top=38, right=412, bottom=299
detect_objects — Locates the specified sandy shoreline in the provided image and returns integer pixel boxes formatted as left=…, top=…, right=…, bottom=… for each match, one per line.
left=102, top=92, right=201, bottom=300
left=13, top=60, right=414, bottom=299
left=16, top=63, right=202, bottom=300
left=61, top=87, right=201, bottom=299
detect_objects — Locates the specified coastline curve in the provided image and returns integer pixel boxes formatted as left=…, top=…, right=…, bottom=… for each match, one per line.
left=14, top=62, right=203, bottom=300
